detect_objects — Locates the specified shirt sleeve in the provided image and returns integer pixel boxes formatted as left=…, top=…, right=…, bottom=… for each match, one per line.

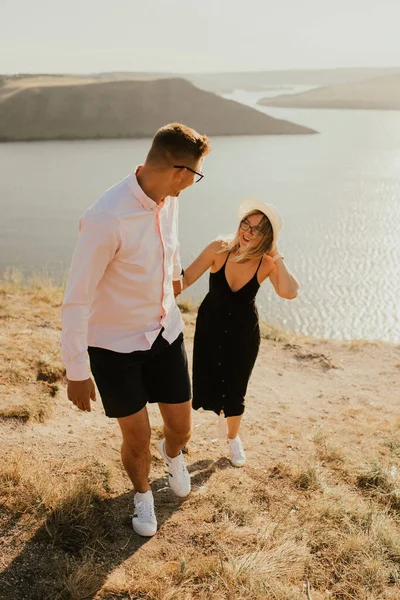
left=172, top=198, right=183, bottom=280
left=60, top=210, right=123, bottom=380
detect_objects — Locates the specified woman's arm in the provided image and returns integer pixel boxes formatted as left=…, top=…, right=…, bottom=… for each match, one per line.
left=267, top=249, right=299, bottom=300
left=183, top=240, right=222, bottom=290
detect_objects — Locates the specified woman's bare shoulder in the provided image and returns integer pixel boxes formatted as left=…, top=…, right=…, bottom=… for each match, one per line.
left=205, top=239, right=228, bottom=254
left=207, top=239, right=228, bottom=272
left=208, top=238, right=228, bottom=252
left=258, top=253, right=275, bottom=281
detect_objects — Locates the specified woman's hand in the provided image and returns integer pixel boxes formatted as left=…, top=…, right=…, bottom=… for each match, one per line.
left=173, top=280, right=183, bottom=297
left=264, top=246, right=279, bottom=273
left=267, top=244, right=279, bottom=259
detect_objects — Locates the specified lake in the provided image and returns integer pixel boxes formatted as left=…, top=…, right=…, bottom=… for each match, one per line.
left=1, top=93, right=399, bottom=342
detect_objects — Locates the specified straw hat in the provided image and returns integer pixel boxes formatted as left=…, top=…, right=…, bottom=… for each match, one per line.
left=238, top=198, right=283, bottom=243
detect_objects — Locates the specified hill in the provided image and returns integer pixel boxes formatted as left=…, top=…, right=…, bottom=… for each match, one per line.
left=0, top=76, right=316, bottom=141
left=258, top=73, right=400, bottom=110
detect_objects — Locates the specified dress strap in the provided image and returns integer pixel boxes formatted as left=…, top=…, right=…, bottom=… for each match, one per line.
left=223, top=251, right=231, bottom=265
left=255, top=255, right=263, bottom=274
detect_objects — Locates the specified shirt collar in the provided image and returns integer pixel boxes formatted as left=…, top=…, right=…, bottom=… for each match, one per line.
left=129, top=166, right=159, bottom=211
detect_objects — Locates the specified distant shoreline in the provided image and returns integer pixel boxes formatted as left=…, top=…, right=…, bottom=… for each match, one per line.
left=258, top=72, right=400, bottom=111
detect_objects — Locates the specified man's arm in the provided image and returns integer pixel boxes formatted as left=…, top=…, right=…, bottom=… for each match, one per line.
left=61, top=210, right=122, bottom=411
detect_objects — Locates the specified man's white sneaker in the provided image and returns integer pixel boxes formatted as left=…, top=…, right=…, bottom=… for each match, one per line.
left=158, top=438, right=191, bottom=498
left=228, top=435, right=246, bottom=467
left=132, top=490, right=157, bottom=537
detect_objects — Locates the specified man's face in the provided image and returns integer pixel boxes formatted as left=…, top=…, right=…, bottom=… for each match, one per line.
left=168, top=159, right=204, bottom=197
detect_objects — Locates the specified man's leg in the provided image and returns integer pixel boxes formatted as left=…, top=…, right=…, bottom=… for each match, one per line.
left=158, top=400, right=192, bottom=458
left=117, top=406, right=152, bottom=492
left=157, top=401, right=192, bottom=497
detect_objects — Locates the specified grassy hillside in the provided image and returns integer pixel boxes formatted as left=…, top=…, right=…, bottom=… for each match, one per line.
left=1, top=275, right=400, bottom=599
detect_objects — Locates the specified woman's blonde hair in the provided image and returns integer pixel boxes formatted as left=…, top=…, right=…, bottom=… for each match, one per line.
left=218, top=210, right=274, bottom=263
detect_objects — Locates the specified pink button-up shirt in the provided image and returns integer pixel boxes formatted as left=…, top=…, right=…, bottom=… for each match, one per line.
left=61, top=172, right=184, bottom=381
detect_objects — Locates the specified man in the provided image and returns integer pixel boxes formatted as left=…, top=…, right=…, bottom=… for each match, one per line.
left=61, top=123, right=211, bottom=537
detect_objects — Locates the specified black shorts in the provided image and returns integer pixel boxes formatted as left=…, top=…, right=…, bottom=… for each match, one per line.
left=88, top=332, right=191, bottom=418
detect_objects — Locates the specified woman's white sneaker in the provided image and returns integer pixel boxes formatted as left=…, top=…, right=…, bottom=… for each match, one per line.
left=228, top=435, right=246, bottom=467
left=132, top=490, right=157, bottom=537
left=158, top=438, right=191, bottom=498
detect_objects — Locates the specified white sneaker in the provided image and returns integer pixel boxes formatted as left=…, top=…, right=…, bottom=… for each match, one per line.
left=158, top=438, right=191, bottom=498
left=228, top=435, right=246, bottom=467
left=132, top=490, right=157, bottom=537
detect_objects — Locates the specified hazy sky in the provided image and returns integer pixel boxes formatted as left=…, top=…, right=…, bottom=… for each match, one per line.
left=1, top=0, right=400, bottom=74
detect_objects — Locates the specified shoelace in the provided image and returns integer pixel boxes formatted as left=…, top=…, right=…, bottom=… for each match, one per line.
left=169, top=453, right=188, bottom=477
left=135, top=500, right=155, bottom=520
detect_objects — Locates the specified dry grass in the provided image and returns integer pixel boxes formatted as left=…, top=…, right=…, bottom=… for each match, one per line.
left=2, top=448, right=400, bottom=599
left=0, top=273, right=65, bottom=423
left=260, top=321, right=290, bottom=342
left=177, top=297, right=199, bottom=314
left=0, top=268, right=64, bottom=304
left=301, top=484, right=400, bottom=599
left=295, top=463, right=325, bottom=491
left=313, top=431, right=345, bottom=465
left=0, top=452, right=111, bottom=599
left=0, top=396, right=54, bottom=422
left=1, top=277, right=400, bottom=599
left=357, top=461, right=400, bottom=512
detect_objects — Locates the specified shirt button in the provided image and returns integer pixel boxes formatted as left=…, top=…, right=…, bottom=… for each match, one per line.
left=222, top=394, right=225, bottom=398
left=218, top=362, right=221, bottom=366
left=222, top=379, right=225, bottom=383
left=224, top=330, right=228, bottom=334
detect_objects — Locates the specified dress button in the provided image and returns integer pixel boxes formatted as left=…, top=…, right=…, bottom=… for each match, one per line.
left=222, top=379, right=225, bottom=383
left=218, top=362, right=221, bottom=366
left=222, top=394, right=225, bottom=398
left=224, top=330, right=228, bottom=334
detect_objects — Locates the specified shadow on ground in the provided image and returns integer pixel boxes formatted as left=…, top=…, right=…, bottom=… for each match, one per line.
left=0, top=458, right=230, bottom=600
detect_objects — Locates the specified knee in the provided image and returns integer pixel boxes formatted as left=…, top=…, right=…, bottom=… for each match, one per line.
left=122, top=432, right=151, bottom=457
left=168, top=424, right=192, bottom=445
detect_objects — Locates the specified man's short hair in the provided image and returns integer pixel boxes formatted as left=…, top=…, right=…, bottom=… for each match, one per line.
left=147, top=123, right=211, bottom=166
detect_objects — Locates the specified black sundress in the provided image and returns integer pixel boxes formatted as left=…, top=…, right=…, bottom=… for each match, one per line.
left=192, top=252, right=263, bottom=417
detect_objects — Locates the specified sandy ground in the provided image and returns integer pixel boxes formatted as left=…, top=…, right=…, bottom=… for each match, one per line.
left=2, top=324, right=399, bottom=484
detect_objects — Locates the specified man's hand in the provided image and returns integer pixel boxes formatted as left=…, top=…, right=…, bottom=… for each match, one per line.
left=67, top=378, right=97, bottom=412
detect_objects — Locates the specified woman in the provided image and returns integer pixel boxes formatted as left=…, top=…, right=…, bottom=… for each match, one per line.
left=182, top=199, right=299, bottom=467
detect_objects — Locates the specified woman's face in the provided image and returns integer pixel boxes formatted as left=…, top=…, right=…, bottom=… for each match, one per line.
left=238, top=212, right=264, bottom=250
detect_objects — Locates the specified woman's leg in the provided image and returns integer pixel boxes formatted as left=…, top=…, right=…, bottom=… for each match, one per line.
left=226, top=414, right=243, bottom=439
left=226, top=413, right=246, bottom=467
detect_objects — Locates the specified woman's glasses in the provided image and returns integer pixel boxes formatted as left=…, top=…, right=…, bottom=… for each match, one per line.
left=240, top=219, right=263, bottom=237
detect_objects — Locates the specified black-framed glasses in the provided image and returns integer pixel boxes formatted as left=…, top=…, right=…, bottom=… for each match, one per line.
left=240, top=218, right=263, bottom=237
left=173, top=165, right=204, bottom=183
